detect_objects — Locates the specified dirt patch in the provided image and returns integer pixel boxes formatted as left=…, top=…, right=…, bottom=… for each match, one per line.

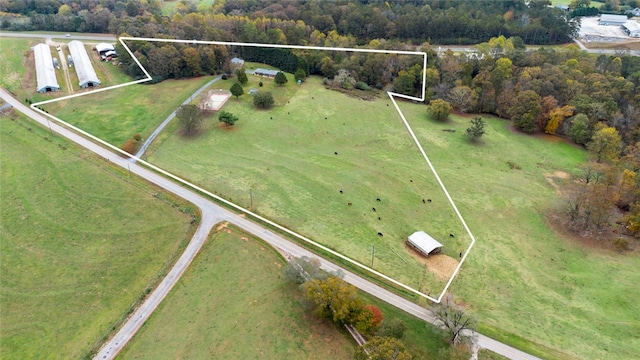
left=544, top=171, right=571, bottom=196
left=545, top=211, right=639, bottom=253
left=215, top=221, right=229, bottom=231
left=405, top=245, right=459, bottom=280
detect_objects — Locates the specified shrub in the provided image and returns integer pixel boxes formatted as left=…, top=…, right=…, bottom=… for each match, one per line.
left=253, top=92, right=275, bottom=109
left=218, top=111, right=239, bottom=126
left=221, top=74, right=228, bottom=80
left=612, top=238, right=630, bottom=253
left=355, top=81, right=371, bottom=91
left=376, top=318, right=407, bottom=339
left=133, top=133, right=142, bottom=141
left=259, top=81, right=263, bottom=87
left=121, top=139, right=137, bottom=155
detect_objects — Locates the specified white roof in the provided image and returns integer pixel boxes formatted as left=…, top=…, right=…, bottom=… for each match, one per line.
left=600, top=14, right=628, bottom=23
left=95, top=42, right=115, bottom=53
left=623, top=21, right=640, bottom=31
left=33, top=43, right=60, bottom=92
left=255, top=68, right=280, bottom=76
left=230, top=57, right=244, bottom=64
left=68, top=40, right=101, bottom=87
left=407, top=231, right=443, bottom=255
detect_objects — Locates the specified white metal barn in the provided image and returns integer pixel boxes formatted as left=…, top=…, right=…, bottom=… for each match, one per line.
left=623, top=21, right=640, bottom=38
left=95, top=42, right=115, bottom=55
left=599, top=14, right=628, bottom=26
left=68, top=40, right=101, bottom=88
left=407, top=231, right=443, bottom=257
left=33, top=43, right=60, bottom=93
left=254, top=68, right=279, bottom=78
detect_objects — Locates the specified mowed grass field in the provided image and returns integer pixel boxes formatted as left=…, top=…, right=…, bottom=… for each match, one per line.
left=146, top=75, right=640, bottom=359
left=0, top=113, right=196, bottom=359
left=43, top=76, right=215, bottom=147
left=150, top=76, right=464, bottom=294
left=0, top=38, right=37, bottom=101
left=118, top=227, right=356, bottom=359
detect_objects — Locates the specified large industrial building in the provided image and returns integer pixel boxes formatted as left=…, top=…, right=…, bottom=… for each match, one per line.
left=33, top=43, right=60, bottom=93
left=623, top=21, right=640, bottom=38
left=68, top=40, right=101, bottom=88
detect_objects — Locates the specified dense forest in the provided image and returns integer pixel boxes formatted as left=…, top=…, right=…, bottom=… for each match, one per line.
left=1, top=0, right=582, bottom=45
left=4, top=0, right=640, bottom=237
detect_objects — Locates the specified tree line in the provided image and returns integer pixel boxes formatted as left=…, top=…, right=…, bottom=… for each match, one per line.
left=2, top=0, right=579, bottom=45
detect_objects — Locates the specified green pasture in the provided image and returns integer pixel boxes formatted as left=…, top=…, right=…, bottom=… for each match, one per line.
left=161, top=0, right=217, bottom=16
left=0, top=38, right=35, bottom=99
left=0, top=113, right=196, bottom=359
left=119, top=227, right=356, bottom=359
left=43, top=76, right=215, bottom=148
left=147, top=76, right=639, bottom=359
left=150, top=76, right=461, bottom=294
left=479, top=349, right=510, bottom=360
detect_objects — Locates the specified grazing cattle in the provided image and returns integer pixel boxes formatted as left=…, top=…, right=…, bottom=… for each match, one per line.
left=339, top=190, right=343, bottom=194
left=450, top=233, right=455, bottom=237
left=325, top=117, right=327, bottom=119
left=347, top=202, right=352, bottom=206
left=335, top=152, right=338, bottom=155
left=427, top=199, right=432, bottom=202
left=270, top=117, right=272, bottom=120
left=378, top=217, right=381, bottom=220
left=376, top=197, right=381, bottom=202
left=459, top=252, right=462, bottom=258
left=372, top=207, right=376, bottom=212
left=410, top=179, right=413, bottom=182
left=377, top=232, right=383, bottom=237
left=386, top=104, right=389, bottom=106
left=422, top=199, right=425, bottom=204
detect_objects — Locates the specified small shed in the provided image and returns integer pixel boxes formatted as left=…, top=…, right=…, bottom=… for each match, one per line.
left=254, top=68, right=279, bottom=78
left=95, top=42, right=115, bottom=55
left=599, top=14, right=628, bottom=26
left=407, top=231, right=443, bottom=257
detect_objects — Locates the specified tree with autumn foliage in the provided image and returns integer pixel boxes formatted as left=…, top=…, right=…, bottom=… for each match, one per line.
left=302, top=276, right=363, bottom=324
left=352, top=304, right=384, bottom=335
left=354, top=336, right=413, bottom=360
left=545, top=105, right=575, bottom=135
left=588, top=124, right=622, bottom=163
left=428, top=99, right=453, bottom=122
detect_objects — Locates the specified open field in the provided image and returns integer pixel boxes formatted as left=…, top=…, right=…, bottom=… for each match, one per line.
left=161, top=0, right=217, bottom=16
left=42, top=76, right=215, bottom=147
left=0, top=112, right=197, bottom=359
left=119, top=226, right=356, bottom=359
left=144, top=75, right=640, bottom=359
left=149, top=76, right=466, bottom=294
left=0, top=38, right=37, bottom=101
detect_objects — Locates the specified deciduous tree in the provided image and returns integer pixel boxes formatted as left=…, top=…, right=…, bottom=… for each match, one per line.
left=235, top=67, right=248, bottom=85
left=588, top=124, right=622, bottom=162
left=253, top=92, right=275, bottom=109
left=570, top=114, right=592, bottom=145
left=177, top=104, right=202, bottom=136
left=282, top=256, right=326, bottom=284
left=302, top=276, right=363, bottom=324
left=376, top=318, right=407, bottom=339
left=508, top=90, right=541, bottom=133
left=354, top=336, right=413, bottom=360
left=447, top=85, right=477, bottom=113
left=428, top=99, right=453, bottom=122
left=432, top=294, right=475, bottom=345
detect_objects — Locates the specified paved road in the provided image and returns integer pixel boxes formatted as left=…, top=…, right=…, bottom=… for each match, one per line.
left=0, top=31, right=116, bottom=42
left=1, top=89, right=541, bottom=360
left=133, top=75, right=222, bottom=160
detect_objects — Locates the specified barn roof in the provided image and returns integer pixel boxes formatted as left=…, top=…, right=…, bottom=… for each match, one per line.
left=68, top=40, right=101, bottom=87
left=600, top=14, right=628, bottom=23
left=33, top=43, right=60, bottom=92
left=254, top=68, right=280, bottom=76
left=230, top=57, right=244, bottom=64
left=407, top=231, right=443, bottom=255
left=95, top=42, right=115, bottom=54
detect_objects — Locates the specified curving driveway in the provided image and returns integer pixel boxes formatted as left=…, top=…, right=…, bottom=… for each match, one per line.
left=0, top=88, right=540, bottom=360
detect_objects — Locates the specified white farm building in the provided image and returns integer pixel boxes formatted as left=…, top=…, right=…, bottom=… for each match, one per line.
left=94, top=42, right=115, bottom=55
left=599, top=14, right=628, bottom=26
left=33, top=43, right=60, bottom=93
left=623, top=21, right=640, bottom=38
left=254, top=68, right=280, bottom=78
left=68, top=40, right=101, bottom=88
left=407, top=231, right=443, bottom=257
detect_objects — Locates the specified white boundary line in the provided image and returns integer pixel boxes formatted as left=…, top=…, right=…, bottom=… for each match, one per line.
left=31, top=37, right=475, bottom=303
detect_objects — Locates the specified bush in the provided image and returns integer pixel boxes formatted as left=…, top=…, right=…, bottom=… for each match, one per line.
left=259, top=81, right=263, bottom=87
left=218, top=111, right=239, bottom=126
left=322, top=77, right=329, bottom=85
left=221, top=74, right=228, bottom=80
left=376, top=318, right=407, bottom=339
left=121, top=139, right=137, bottom=155
left=133, top=133, right=142, bottom=141
left=612, top=238, right=630, bottom=253
left=253, top=92, right=275, bottom=109
left=355, top=81, right=371, bottom=91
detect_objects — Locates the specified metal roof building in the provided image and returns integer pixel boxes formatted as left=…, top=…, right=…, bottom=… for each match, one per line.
left=623, top=21, right=640, bottom=37
left=33, top=43, right=60, bottom=93
left=599, top=14, right=628, bottom=26
left=407, top=231, right=443, bottom=257
left=95, top=42, right=115, bottom=55
left=254, top=68, right=280, bottom=78
left=68, top=40, right=101, bottom=88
